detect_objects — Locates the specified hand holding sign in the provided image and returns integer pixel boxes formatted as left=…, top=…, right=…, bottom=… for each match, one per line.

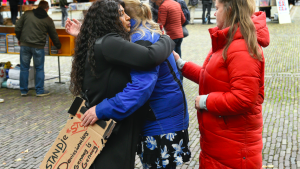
left=81, top=106, right=99, bottom=127
left=40, top=97, right=116, bottom=169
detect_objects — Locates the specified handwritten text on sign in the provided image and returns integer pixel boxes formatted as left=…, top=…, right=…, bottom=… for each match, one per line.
left=42, top=120, right=102, bottom=169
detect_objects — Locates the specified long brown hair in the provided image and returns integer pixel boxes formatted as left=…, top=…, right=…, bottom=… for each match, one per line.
left=219, top=0, right=262, bottom=61
left=70, top=0, right=130, bottom=96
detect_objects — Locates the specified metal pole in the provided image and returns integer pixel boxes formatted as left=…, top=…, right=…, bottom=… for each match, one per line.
left=58, top=56, right=61, bottom=82
left=55, top=56, right=65, bottom=84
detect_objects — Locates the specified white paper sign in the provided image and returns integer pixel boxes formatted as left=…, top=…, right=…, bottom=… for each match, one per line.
left=276, top=0, right=291, bottom=24
left=277, top=0, right=289, bottom=14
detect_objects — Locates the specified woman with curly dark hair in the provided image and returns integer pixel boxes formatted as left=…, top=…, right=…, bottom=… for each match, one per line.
left=66, top=0, right=175, bottom=168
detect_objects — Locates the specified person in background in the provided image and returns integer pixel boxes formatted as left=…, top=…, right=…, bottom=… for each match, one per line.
left=174, top=0, right=270, bottom=167
left=202, top=0, right=213, bottom=24
left=152, top=0, right=185, bottom=81
left=15, top=1, right=62, bottom=97
left=59, top=0, right=68, bottom=27
left=8, top=0, right=22, bottom=24
left=175, top=0, right=190, bottom=26
left=150, top=1, right=159, bottom=22
left=185, top=0, right=197, bottom=24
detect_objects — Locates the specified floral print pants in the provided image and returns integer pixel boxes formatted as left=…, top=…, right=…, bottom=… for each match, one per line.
left=137, top=129, right=191, bottom=169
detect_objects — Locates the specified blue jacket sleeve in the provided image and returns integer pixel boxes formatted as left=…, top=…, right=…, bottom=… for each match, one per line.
left=95, top=67, right=159, bottom=121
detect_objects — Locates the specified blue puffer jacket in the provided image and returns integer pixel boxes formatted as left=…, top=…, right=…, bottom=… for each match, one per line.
left=95, top=20, right=189, bottom=136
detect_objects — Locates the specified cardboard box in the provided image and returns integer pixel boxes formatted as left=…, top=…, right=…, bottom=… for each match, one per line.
left=40, top=97, right=116, bottom=169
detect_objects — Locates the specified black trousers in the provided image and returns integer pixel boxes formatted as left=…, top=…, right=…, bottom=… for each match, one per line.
left=10, top=5, right=18, bottom=24
left=202, top=2, right=212, bottom=23
left=259, top=7, right=271, bottom=18
left=90, top=110, right=144, bottom=169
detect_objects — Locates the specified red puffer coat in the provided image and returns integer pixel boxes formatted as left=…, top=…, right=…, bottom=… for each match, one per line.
left=182, top=12, right=270, bottom=168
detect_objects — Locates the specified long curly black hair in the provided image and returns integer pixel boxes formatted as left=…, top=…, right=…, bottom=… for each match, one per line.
left=70, top=0, right=130, bottom=96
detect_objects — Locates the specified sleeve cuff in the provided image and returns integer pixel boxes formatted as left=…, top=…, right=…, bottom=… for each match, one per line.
left=176, top=58, right=187, bottom=70
left=199, top=94, right=209, bottom=111
left=95, top=99, right=110, bottom=120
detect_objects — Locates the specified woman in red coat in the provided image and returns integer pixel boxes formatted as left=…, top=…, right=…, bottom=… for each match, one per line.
left=174, top=0, right=270, bottom=168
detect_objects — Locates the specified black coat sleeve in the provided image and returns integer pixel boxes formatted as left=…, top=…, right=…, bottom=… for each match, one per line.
left=98, top=33, right=175, bottom=70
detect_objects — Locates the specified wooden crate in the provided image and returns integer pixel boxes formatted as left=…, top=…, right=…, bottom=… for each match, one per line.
left=49, top=35, right=75, bottom=56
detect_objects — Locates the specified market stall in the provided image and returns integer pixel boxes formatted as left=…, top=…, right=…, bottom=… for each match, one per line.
left=0, top=26, right=75, bottom=84
left=256, top=0, right=292, bottom=24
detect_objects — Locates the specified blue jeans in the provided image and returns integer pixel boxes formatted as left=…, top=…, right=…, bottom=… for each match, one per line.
left=173, top=38, right=183, bottom=81
left=20, top=46, right=45, bottom=94
left=61, top=7, right=68, bottom=27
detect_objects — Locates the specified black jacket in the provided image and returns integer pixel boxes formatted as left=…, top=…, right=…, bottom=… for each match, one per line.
left=82, top=33, right=175, bottom=108
left=82, top=33, right=175, bottom=169
left=15, top=8, right=61, bottom=49
left=59, top=0, right=68, bottom=7
left=202, top=0, right=212, bottom=4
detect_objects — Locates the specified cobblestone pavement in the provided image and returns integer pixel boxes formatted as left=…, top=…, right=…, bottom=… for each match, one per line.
left=0, top=7, right=300, bottom=169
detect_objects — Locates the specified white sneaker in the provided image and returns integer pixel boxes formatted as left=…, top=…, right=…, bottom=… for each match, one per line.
left=0, top=98, right=4, bottom=103
left=266, top=17, right=271, bottom=22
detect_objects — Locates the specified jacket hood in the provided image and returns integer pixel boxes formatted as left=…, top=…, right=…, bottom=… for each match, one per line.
left=208, top=11, right=270, bottom=52
left=33, top=7, right=48, bottom=19
left=130, top=19, right=137, bottom=29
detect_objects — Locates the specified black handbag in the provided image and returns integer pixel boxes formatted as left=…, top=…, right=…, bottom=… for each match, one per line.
left=182, top=26, right=189, bottom=38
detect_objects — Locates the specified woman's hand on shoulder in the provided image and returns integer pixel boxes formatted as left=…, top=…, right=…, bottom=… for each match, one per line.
left=81, top=106, right=99, bottom=127
left=65, top=18, right=82, bottom=37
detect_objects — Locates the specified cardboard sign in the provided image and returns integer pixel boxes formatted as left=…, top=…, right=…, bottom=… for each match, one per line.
left=40, top=97, right=116, bottom=169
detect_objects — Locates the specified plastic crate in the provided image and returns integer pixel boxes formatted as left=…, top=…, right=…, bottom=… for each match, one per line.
left=49, top=35, right=75, bottom=56
left=6, top=33, right=19, bottom=54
